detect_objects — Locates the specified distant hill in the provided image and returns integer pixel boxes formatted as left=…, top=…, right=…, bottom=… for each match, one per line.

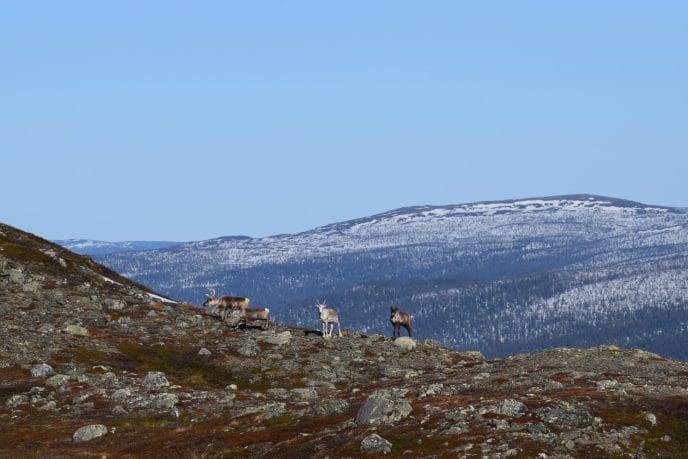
left=55, top=239, right=181, bottom=256
left=96, top=194, right=688, bottom=361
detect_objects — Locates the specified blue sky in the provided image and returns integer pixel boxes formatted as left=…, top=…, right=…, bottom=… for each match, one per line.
left=2, top=1, right=687, bottom=241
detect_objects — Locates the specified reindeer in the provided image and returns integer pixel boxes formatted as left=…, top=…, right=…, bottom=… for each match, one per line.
left=390, top=304, right=412, bottom=338
left=240, top=307, right=270, bottom=330
left=203, top=288, right=249, bottom=322
left=316, top=301, right=342, bottom=337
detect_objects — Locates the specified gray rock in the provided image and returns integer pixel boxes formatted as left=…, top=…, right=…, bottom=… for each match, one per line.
left=355, top=388, right=412, bottom=425
left=111, top=388, right=131, bottom=402
left=263, top=331, right=292, bottom=346
left=6, top=394, right=29, bottom=408
left=644, top=412, right=657, bottom=425
left=31, top=363, right=55, bottom=377
left=63, top=325, right=89, bottom=337
left=9, top=269, right=26, bottom=284
left=596, top=379, right=619, bottom=390
left=198, top=347, right=212, bottom=356
left=104, top=298, right=126, bottom=311
left=73, top=424, right=108, bottom=443
left=143, top=371, right=170, bottom=390
left=290, top=388, right=318, bottom=400
left=38, top=401, right=57, bottom=411
left=393, top=337, right=416, bottom=351
left=236, top=340, right=260, bottom=357
left=536, top=401, right=593, bottom=429
left=235, top=402, right=286, bottom=419
left=490, top=399, right=527, bottom=417
left=112, top=405, right=129, bottom=416
left=360, top=433, right=392, bottom=454
left=544, top=379, right=565, bottom=391
left=46, top=374, right=70, bottom=388
left=151, top=393, right=179, bottom=410
left=311, top=398, right=351, bottom=417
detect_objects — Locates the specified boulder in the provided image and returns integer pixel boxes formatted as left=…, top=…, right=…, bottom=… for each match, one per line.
left=73, top=424, right=107, bottom=443
left=360, top=433, right=392, bottom=454
left=262, top=331, right=292, bottom=346
left=355, top=388, right=412, bottom=425
left=30, top=363, right=55, bottom=378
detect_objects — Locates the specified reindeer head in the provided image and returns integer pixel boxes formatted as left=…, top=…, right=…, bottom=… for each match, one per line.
left=203, top=288, right=217, bottom=307
left=390, top=304, right=398, bottom=313
left=315, top=300, right=326, bottom=314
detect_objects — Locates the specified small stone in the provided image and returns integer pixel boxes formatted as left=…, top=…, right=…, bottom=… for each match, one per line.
left=198, top=348, right=212, bottom=356
left=111, top=388, right=131, bottom=402
left=6, top=394, right=29, bottom=408
left=63, top=325, right=89, bottom=337
left=151, top=393, right=179, bottom=410
left=226, top=384, right=238, bottom=391
left=73, top=424, right=107, bottom=443
left=38, top=401, right=57, bottom=411
left=393, top=337, right=417, bottom=351
left=104, top=298, right=126, bottom=311
left=662, top=435, right=671, bottom=442
left=143, top=371, right=170, bottom=390
left=290, top=388, right=318, bottom=401
left=9, top=269, right=26, bottom=284
left=360, top=433, right=392, bottom=454
left=643, top=412, right=657, bottom=425
left=31, top=363, right=55, bottom=378
left=112, top=405, right=129, bottom=416
left=46, top=374, right=70, bottom=388
left=564, top=439, right=575, bottom=450
left=596, top=379, right=619, bottom=390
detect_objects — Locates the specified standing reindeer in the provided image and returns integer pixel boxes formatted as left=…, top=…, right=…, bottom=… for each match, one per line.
left=316, top=302, right=342, bottom=337
left=203, top=288, right=250, bottom=322
left=390, top=304, right=412, bottom=338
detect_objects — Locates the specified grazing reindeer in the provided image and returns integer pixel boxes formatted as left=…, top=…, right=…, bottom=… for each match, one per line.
left=390, top=305, right=412, bottom=338
left=203, top=288, right=249, bottom=322
left=316, top=302, right=342, bottom=337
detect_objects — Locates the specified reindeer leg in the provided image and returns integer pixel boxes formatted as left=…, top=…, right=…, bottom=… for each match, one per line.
left=337, top=321, right=341, bottom=337
left=407, top=324, right=413, bottom=338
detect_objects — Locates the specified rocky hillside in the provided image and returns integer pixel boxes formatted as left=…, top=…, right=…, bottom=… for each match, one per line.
left=2, top=222, right=688, bottom=457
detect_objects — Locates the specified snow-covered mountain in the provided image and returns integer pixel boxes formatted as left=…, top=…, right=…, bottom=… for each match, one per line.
left=97, top=194, right=688, bottom=359
left=55, top=239, right=181, bottom=256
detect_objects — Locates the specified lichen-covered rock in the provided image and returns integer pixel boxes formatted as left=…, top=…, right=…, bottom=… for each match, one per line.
left=6, top=394, right=29, bottom=408
left=143, top=371, right=170, bottom=390
left=360, top=433, right=392, bottom=454
left=310, top=398, right=351, bottom=417
left=489, top=399, right=527, bottom=417
left=73, top=424, right=107, bottom=443
left=536, top=401, right=593, bottom=429
left=262, top=331, right=292, bottom=346
left=30, top=363, right=55, bottom=378
left=355, top=388, right=412, bottom=425
left=150, top=393, right=179, bottom=410
left=290, top=388, right=318, bottom=400
left=63, top=325, right=89, bottom=337
left=45, top=374, right=70, bottom=388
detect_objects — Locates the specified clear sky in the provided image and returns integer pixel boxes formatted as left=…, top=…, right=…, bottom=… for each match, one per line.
left=2, top=1, right=687, bottom=241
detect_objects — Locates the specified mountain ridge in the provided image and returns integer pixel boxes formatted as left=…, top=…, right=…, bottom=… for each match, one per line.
left=92, top=194, right=688, bottom=361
